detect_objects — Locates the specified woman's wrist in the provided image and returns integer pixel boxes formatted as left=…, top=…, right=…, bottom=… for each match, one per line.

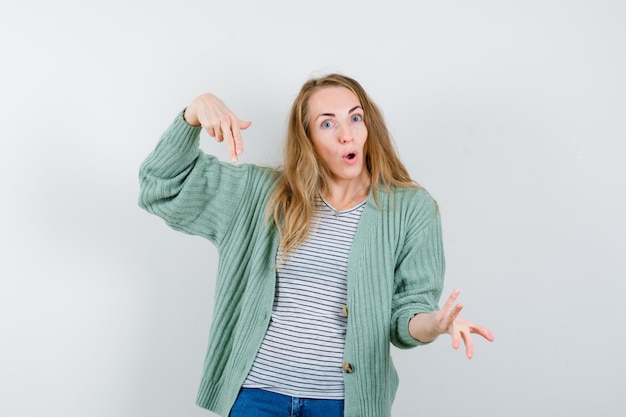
left=183, top=105, right=201, bottom=126
left=409, top=312, right=440, bottom=343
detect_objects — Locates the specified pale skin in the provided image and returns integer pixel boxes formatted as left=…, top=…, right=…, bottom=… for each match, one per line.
left=306, top=86, right=371, bottom=211
left=184, top=89, right=494, bottom=359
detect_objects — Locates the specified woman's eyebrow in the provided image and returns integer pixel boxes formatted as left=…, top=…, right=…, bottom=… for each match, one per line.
left=315, top=106, right=363, bottom=120
left=348, top=105, right=363, bottom=113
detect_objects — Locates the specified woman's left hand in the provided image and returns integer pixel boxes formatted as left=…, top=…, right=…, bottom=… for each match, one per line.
left=436, top=289, right=494, bottom=359
left=409, top=289, right=494, bottom=359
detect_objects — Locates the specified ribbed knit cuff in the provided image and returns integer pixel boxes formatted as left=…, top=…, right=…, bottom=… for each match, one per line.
left=396, top=307, right=434, bottom=348
left=160, top=109, right=203, bottom=154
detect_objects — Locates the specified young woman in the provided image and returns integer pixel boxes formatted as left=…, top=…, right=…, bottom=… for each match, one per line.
left=139, top=74, right=494, bottom=417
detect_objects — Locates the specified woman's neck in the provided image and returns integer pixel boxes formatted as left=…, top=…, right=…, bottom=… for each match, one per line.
left=323, top=176, right=371, bottom=212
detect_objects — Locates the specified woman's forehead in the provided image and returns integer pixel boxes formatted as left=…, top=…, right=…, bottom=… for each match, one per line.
left=308, top=86, right=361, bottom=115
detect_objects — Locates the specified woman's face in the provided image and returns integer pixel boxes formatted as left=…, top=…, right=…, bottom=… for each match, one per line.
left=307, top=86, right=369, bottom=185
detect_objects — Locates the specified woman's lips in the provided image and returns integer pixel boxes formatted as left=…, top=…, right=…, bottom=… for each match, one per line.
left=343, top=152, right=358, bottom=165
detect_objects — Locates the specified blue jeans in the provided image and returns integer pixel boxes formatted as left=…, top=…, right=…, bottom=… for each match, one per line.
left=229, top=388, right=344, bottom=417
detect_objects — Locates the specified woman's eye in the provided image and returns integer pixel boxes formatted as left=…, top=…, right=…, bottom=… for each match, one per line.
left=352, top=115, right=363, bottom=122
left=321, top=120, right=333, bottom=129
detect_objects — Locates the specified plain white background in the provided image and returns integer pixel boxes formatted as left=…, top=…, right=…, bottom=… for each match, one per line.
left=1, top=1, right=625, bottom=416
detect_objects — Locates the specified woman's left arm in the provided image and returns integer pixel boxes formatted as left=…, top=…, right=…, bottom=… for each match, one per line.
left=390, top=189, right=494, bottom=357
left=390, top=190, right=446, bottom=349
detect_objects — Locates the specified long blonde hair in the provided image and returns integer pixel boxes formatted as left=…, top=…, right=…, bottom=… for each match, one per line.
left=268, top=73, right=419, bottom=256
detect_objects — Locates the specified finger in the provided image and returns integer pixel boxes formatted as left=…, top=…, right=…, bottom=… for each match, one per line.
left=451, top=326, right=461, bottom=351
left=234, top=120, right=252, bottom=156
left=230, top=115, right=245, bottom=157
left=461, top=330, right=474, bottom=359
left=471, top=325, right=495, bottom=342
left=220, top=116, right=237, bottom=163
left=199, top=112, right=217, bottom=139
left=441, top=288, right=461, bottom=315
left=206, top=126, right=217, bottom=140
left=239, top=120, right=252, bottom=130
left=215, top=120, right=225, bottom=143
left=443, top=303, right=464, bottom=331
left=204, top=119, right=223, bottom=142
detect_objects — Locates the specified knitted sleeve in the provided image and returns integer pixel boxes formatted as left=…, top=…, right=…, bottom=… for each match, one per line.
left=390, top=189, right=446, bottom=349
left=138, top=111, right=260, bottom=247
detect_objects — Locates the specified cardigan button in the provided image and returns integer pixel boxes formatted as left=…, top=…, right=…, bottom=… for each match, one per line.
left=342, top=362, right=354, bottom=373
left=342, top=306, right=348, bottom=317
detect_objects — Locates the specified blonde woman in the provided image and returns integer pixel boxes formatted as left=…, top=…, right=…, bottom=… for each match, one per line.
left=139, top=74, right=494, bottom=417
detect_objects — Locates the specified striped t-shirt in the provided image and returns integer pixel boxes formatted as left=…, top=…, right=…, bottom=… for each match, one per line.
left=242, top=196, right=366, bottom=399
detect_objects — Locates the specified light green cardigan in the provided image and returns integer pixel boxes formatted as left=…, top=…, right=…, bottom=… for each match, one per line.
left=139, top=112, right=445, bottom=417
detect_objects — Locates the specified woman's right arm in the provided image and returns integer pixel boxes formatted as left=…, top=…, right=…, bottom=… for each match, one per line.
left=138, top=94, right=253, bottom=245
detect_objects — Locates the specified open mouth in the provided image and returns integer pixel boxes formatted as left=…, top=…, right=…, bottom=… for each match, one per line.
left=342, top=152, right=359, bottom=165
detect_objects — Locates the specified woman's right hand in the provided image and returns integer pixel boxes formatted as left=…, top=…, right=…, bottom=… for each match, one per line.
left=184, top=93, right=252, bottom=163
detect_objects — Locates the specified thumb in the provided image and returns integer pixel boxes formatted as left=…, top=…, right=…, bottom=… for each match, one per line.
left=239, top=120, right=252, bottom=130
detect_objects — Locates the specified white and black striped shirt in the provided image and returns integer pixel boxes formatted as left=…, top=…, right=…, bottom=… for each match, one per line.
left=242, top=196, right=366, bottom=399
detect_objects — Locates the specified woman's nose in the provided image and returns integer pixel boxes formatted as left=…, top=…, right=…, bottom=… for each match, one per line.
left=338, top=124, right=353, bottom=143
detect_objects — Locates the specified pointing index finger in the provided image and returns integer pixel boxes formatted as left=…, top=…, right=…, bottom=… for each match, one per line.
left=231, top=115, right=244, bottom=159
left=219, top=116, right=237, bottom=163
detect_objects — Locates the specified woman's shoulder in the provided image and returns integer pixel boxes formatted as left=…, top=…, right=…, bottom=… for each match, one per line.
left=248, top=163, right=282, bottom=187
left=386, top=186, right=441, bottom=237
left=388, top=184, right=438, bottom=211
